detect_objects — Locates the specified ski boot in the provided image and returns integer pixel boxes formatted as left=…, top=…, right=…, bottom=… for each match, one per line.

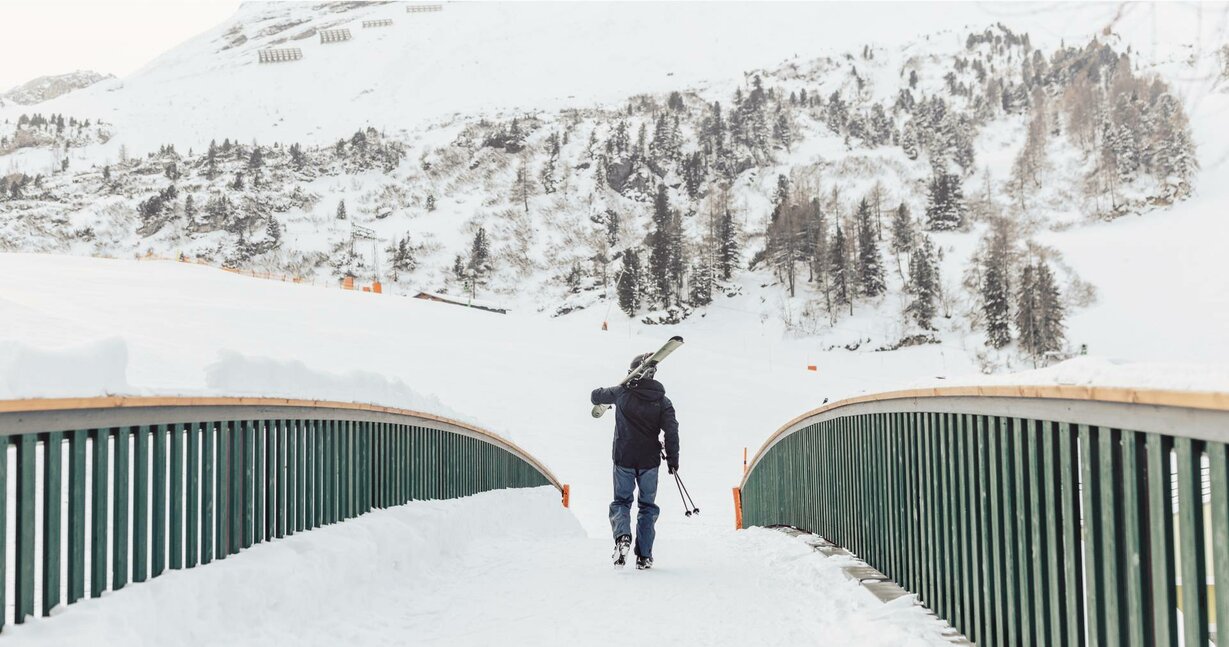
left=613, top=534, right=632, bottom=568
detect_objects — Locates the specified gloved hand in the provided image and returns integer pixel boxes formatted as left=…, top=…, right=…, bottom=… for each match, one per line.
left=668, top=462, right=678, bottom=475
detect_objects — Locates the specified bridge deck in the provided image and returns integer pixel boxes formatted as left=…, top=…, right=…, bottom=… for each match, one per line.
left=4, top=488, right=956, bottom=646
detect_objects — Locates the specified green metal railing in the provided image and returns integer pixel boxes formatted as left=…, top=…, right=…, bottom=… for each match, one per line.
left=739, top=385, right=1229, bottom=647
left=0, top=396, right=561, bottom=630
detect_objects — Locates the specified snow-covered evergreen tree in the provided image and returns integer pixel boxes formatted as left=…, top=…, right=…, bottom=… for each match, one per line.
left=854, top=198, right=885, bottom=297
left=925, top=171, right=967, bottom=231
left=469, top=227, right=490, bottom=277
left=981, top=227, right=1012, bottom=348
left=906, top=235, right=939, bottom=330
left=1035, top=261, right=1065, bottom=356
left=617, top=248, right=642, bottom=315
left=1015, top=263, right=1040, bottom=358
left=829, top=221, right=851, bottom=311
left=889, top=203, right=915, bottom=278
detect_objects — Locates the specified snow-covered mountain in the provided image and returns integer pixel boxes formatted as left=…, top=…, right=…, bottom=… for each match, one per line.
left=2, top=2, right=1228, bottom=374
left=2, top=70, right=113, bottom=106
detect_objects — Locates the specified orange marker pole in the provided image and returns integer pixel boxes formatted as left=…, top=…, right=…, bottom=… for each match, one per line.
left=732, top=487, right=743, bottom=530
left=562, top=484, right=571, bottom=508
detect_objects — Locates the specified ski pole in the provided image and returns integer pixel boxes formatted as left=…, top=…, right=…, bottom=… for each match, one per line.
left=674, top=472, right=700, bottom=516
left=671, top=471, right=692, bottom=516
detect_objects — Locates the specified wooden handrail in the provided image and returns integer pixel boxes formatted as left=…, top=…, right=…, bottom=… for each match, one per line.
left=742, top=384, right=1229, bottom=489
left=0, top=395, right=562, bottom=490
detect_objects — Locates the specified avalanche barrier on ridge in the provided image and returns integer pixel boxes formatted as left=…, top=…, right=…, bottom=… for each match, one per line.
left=0, top=396, right=563, bottom=630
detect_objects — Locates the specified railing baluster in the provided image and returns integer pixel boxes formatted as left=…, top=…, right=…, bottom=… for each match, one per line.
left=296, top=419, right=305, bottom=530
left=1100, top=427, right=1123, bottom=646
left=171, top=423, right=184, bottom=570
left=187, top=422, right=200, bottom=568
left=134, top=424, right=149, bottom=582
left=1209, top=440, right=1229, bottom=647
left=979, top=415, right=1000, bottom=647
left=15, top=434, right=36, bottom=623
left=277, top=419, right=287, bottom=537
left=229, top=420, right=241, bottom=554
left=1058, top=423, right=1085, bottom=647
left=286, top=419, right=297, bottom=535
left=254, top=420, right=265, bottom=544
left=202, top=421, right=214, bottom=565
left=153, top=423, right=167, bottom=577
left=1042, top=421, right=1065, bottom=647
left=242, top=420, right=254, bottom=549
left=214, top=420, right=227, bottom=559
left=1175, top=436, right=1209, bottom=647
left=1080, top=424, right=1106, bottom=647
left=113, top=426, right=130, bottom=590
left=42, top=431, right=63, bottom=617
left=67, top=430, right=86, bottom=603
left=1027, top=419, right=1049, bottom=644
left=1120, top=430, right=1148, bottom=647
left=90, top=427, right=109, bottom=599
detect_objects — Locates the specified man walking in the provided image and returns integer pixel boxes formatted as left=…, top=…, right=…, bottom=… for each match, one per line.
left=591, top=352, right=680, bottom=569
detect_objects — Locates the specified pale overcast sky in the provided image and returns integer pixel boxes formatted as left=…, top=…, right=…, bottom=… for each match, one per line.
left=0, top=0, right=242, bottom=90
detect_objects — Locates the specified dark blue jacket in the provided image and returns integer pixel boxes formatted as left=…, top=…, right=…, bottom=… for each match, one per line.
left=591, top=379, right=679, bottom=470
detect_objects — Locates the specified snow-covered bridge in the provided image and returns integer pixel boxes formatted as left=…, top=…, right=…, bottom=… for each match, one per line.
left=2, top=386, right=1228, bottom=646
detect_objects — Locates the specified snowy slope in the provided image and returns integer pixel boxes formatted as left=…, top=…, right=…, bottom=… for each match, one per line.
left=3, top=2, right=1222, bottom=157
left=0, top=3, right=1223, bottom=365
left=0, top=252, right=984, bottom=532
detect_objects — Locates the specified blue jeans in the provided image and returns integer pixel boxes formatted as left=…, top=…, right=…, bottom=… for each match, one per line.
left=609, top=465, right=660, bottom=558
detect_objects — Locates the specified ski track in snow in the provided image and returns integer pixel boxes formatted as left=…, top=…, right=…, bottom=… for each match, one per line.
left=1, top=488, right=952, bottom=647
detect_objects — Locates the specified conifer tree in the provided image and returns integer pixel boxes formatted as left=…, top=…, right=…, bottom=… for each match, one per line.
left=809, top=203, right=833, bottom=315
left=855, top=198, right=886, bottom=297
left=336, top=199, right=347, bottom=220
left=1034, top=260, right=1065, bottom=359
left=925, top=170, right=967, bottom=231
left=617, top=248, right=642, bottom=315
left=717, top=206, right=739, bottom=280
left=830, top=222, right=851, bottom=311
left=981, top=226, right=1012, bottom=348
left=647, top=184, right=684, bottom=308
left=390, top=235, right=416, bottom=273
left=265, top=217, right=282, bottom=244
left=469, top=227, right=490, bottom=277
left=688, top=258, right=714, bottom=307
left=511, top=162, right=532, bottom=213
left=289, top=143, right=306, bottom=170
left=540, top=132, right=560, bottom=194
left=1015, top=263, right=1040, bottom=359
left=906, top=236, right=939, bottom=329
left=890, top=203, right=915, bottom=278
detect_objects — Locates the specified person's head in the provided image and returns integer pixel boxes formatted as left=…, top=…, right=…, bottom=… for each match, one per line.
left=628, top=352, right=657, bottom=380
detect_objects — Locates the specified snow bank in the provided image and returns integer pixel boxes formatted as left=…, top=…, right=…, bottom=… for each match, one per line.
left=0, top=337, right=129, bottom=399
left=911, top=356, right=1229, bottom=394
left=203, top=350, right=463, bottom=417
left=5, top=487, right=583, bottom=646
left=0, top=338, right=479, bottom=426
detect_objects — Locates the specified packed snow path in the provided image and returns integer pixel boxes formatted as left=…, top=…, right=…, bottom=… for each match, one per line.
left=4, top=488, right=953, bottom=646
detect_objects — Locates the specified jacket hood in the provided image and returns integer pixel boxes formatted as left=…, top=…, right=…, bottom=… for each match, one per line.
left=628, top=378, right=666, bottom=402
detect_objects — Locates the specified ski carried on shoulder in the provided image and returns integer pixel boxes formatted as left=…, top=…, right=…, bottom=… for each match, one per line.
left=591, top=335, right=684, bottom=419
